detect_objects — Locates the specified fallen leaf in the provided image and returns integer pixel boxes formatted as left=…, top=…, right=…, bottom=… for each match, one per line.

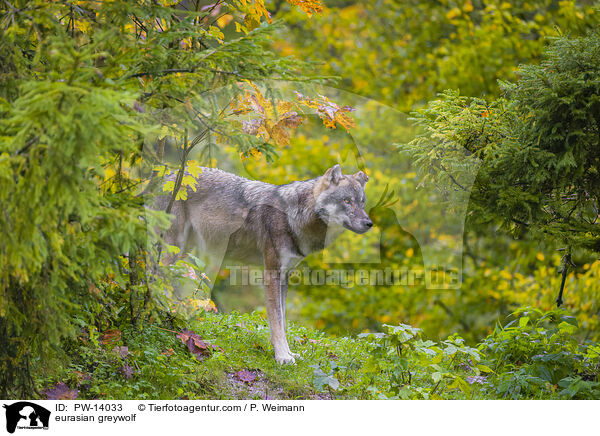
left=176, top=329, right=222, bottom=360
left=101, top=329, right=121, bottom=346
left=234, top=369, right=257, bottom=385
left=43, top=382, right=78, bottom=400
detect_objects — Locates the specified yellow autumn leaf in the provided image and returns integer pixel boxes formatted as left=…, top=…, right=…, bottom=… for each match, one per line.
left=182, top=174, right=197, bottom=192
left=74, top=19, right=91, bottom=33
left=281, top=112, right=303, bottom=129
left=254, top=0, right=271, bottom=23
left=162, top=180, right=175, bottom=193
left=287, top=0, right=324, bottom=17
left=217, top=14, right=234, bottom=28
left=104, top=167, right=116, bottom=182
left=269, top=122, right=291, bottom=146
left=243, top=13, right=261, bottom=31
left=179, top=37, right=192, bottom=50
left=152, top=165, right=168, bottom=177
left=335, top=111, right=356, bottom=131
left=186, top=160, right=203, bottom=178
left=175, top=189, right=188, bottom=201
left=276, top=101, right=295, bottom=116
left=446, top=8, right=461, bottom=20
left=250, top=148, right=262, bottom=159
left=234, top=21, right=247, bottom=34
left=246, top=82, right=269, bottom=116
left=207, top=26, right=224, bottom=43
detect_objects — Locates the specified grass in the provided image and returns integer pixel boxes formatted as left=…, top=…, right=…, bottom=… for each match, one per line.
left=35, top=308, right=599, bottom=400
left=39, top=311, right=383, bottom=400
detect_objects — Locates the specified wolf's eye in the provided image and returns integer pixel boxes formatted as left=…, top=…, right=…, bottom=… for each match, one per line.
left=344, top=198, right=351, bottom=205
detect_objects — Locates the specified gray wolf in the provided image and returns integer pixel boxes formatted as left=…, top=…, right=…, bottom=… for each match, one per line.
left=156, top=164, right=372, bottom=364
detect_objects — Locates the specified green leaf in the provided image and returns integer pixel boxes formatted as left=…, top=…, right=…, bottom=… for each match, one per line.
left=519, top=316, right=529, bottom=328
left=476, top=364, right=494, bottom=373
left=167, top=245, right=180, bottom=254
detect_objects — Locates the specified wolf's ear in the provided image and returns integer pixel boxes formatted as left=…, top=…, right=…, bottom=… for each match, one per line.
left=353, top=170, right=369, bottom=187
left=324, top=164, right=342, bottom=185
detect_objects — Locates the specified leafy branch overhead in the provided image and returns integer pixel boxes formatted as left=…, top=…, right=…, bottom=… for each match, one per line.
left=232, top=0, right=324, bottom=33
left=230, top=82, right=356, bottom=152
left=294, top=91, right=356, bottom=132
left=156, top=81, right=355, bottom=198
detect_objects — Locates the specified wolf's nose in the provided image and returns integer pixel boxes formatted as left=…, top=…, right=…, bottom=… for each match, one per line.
left=365, top=220, right=373, bottom=228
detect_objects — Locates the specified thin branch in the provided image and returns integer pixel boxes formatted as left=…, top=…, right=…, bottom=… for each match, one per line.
left=556, top=251, right=574, bottom=307
left=439, top=163, right=467, bottom=191
left=125, top=67, right=197, bottom=79
left=165, top=130, right=189, bottom=215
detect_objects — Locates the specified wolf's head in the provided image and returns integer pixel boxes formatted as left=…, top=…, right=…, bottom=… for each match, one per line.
left=314, top=164, right=372, bottom=234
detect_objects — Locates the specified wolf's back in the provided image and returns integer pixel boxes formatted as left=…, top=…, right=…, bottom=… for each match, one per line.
left=190, top=167, right=278, bottom=208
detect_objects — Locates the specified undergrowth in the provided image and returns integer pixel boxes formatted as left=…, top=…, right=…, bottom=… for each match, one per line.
left=35, top=307, right=600, bottom=400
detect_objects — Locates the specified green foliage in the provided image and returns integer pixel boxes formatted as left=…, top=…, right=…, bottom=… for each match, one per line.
left=277, top=0, right=600, bottom=110
left=405, top=33, right=600, bottom=255
left=480, top=307, right=600, bottom=399
left=359, top=323, right=483, bottom=399
left=311, top=361, right=341, bottom=392
left=36, top=308, right=597, bottom=399
left=0, top=0, right=321, bottom=397
left=38, top=311, right=370, bottom=400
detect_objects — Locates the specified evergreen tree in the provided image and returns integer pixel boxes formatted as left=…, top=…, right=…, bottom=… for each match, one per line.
left=404, top=33, right=600, bottom=304
left=0, top=0, right=322, bottom=397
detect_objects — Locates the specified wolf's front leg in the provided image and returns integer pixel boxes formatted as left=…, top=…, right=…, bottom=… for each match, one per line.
left=279, top=270, right=300, bottom=360
left=264, top=263, right=296, bottom=365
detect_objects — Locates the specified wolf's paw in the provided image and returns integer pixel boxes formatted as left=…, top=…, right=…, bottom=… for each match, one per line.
left=275, top=353, right=296, bottom=365
left=290, top=351, right=302, bottom=360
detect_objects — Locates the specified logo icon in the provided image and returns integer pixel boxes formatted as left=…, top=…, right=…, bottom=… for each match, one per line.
left=2, top=402, right=50, bottom=434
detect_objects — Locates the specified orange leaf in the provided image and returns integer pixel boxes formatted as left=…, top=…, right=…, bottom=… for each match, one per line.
left=287, top=0, right=324, bottom=17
